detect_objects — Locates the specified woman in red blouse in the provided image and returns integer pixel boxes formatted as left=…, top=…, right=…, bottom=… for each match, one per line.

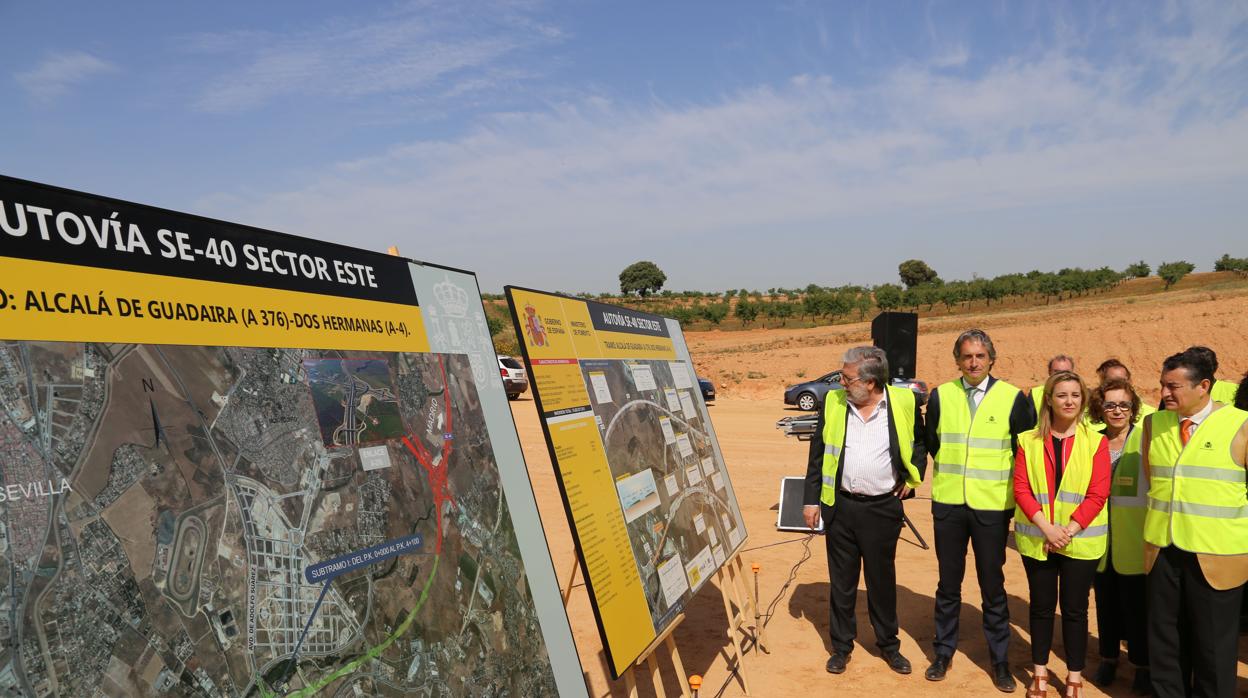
left=1013, top=371, right=1111, bottom=698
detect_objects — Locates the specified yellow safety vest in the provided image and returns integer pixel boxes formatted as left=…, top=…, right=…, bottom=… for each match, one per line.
left=1212, top=379, right=1238, bottom=406
left=819, top=385, right=922, bottom=507
left=932, top=379, right=1020, bottom=510
left=1097, top=426, right=1147, bottom=575
left=1143, top=406, right=1248, bottom=554
left=1014, top=423, right=1109, bottom=561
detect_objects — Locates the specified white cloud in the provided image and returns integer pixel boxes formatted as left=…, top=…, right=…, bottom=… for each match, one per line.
left=195, top=3, right=1248, bottom=290
left=188, top=3, right=562, bottom=112
left=15, top=52, right=117, bottom=102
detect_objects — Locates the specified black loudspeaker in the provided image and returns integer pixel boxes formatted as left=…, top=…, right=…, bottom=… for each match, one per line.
left=872, top=311, right=918, bottom=381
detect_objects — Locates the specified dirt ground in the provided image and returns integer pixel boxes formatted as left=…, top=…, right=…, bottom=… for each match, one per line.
left=510, top=283, right=1248, bottom=697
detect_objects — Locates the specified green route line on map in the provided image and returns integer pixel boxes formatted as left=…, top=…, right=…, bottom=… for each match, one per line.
left=257, top=553, right=441, bottom=698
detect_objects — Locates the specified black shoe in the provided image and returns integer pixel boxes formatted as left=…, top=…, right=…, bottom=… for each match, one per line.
left=1093, top=659, right=1118, bottom=687
left=825, top=652, right=850, bottom=674
left=885, top=651, right=912, bottom=675
left=993, top=662, right=1017, bottom=693
left=1131, top=667, right=1152, bottom=696
left=924, top=655, right=951, bottom=681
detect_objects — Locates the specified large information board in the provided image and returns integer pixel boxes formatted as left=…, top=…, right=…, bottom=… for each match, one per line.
left=0, top=175, right=585, bottom=697
left=504, top=287, right=747, bottom=679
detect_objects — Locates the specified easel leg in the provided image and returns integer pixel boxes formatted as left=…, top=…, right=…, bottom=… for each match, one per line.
left=625, top=615, right=688, bottom=698
left=647, top=654, right=664, bottom=697
left=561, top=557, right=580, bottom=607
left=717, top=566, right=752, bottom=695
left=665, top=635, right=691, bottom=698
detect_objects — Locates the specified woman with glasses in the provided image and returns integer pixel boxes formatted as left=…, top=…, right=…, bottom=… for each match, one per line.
left=1088, top=378, right=1151, bottom=694
left=1014, top=371, right=1111, bottom=698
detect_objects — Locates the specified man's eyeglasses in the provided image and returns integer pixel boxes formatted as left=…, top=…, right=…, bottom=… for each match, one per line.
left=841, top=374, right=865, bottom=386
left=1102, top=402, right=1133, bottom=413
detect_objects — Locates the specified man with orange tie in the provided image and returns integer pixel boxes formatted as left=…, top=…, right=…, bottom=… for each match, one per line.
left=1140, top=348, right=1248, bottom=698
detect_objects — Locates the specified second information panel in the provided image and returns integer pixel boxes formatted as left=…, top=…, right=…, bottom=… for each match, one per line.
left=505, top=287, right=747, bottom=679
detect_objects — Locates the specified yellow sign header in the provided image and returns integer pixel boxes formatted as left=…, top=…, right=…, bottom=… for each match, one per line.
left=508, top=289, right=675, bottom=360
left=0, top=258, right=429, bottom=352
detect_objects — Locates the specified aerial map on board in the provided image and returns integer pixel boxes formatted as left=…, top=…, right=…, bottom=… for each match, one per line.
left=0, top=174, right=580, bottom=698
left=579, top=359, right=746, bottom=629
left=0, top=344, right=554, bottom=697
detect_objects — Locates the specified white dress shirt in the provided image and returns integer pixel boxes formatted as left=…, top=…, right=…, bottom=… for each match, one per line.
left=962, top=377, right=989, bottom=408
left=841, top=394, right=897, bottom=496
left=1180, top=399, right=1215, bottom=441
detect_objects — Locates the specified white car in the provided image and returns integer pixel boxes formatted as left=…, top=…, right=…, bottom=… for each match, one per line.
left=498, top=356, right=528, bottom=400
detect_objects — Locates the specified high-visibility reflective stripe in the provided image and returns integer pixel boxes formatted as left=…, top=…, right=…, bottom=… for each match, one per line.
left=1171, top=464, right=1246, bottom=483
left=1015, top=523, right=1043, bottom=538
left=824, top=443, right=842, bottom=458
left=1152, top=464, right=1244, bottom=483
left=935, top=462, right=964, bottom=475
left=1033, top=493, right=1051, bottom=504
left=969, top=436, right=1012, bottom=449
left=1056, top=491, right=1085, bottom=504
left=965, top=467, right=1012, bottom=481
left=1110, top=495, right=1147, bottom=507
left=1149, top=499, right=1248, bottom=519
left=939, top=433, right=968, bottom=445
left=822, top=475, right=836, bottom=487
left=1013, top=522, right=1107, bottom=539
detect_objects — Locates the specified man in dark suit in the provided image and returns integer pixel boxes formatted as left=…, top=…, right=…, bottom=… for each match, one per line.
left=922, top=328, right=1035, bottom=692
left=803, top=346, right=926, bottom=676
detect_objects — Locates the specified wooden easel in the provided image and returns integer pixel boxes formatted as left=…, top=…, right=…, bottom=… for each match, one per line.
left=562, top=560, right=690, bottom=698
left=713, top=552, right=768, bottom=695
left=562, top=554, right=768, bottom=697
left=622, top=614, right=690, bottom=698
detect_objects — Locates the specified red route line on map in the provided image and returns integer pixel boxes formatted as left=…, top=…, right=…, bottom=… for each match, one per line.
left=401, top=355, right=456, bottom=553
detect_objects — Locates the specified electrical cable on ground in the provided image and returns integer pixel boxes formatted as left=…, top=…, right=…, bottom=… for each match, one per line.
left=760, top=533, right=814, bottom=627
left=740, top=535, right=819, bottom=553
left=708, top=533, right=816, bottom=698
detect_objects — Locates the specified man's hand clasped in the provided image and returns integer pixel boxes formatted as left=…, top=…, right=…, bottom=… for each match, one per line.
left=803, top=504, right=821, bottom=530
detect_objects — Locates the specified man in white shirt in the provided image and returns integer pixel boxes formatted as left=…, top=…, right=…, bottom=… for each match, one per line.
left=803, top=346, right=926, bottom=676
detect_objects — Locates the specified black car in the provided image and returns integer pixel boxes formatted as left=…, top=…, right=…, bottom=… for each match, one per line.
left=782, top=370, right=928, bottom=411
left=698, top=376, right=715, bottom=402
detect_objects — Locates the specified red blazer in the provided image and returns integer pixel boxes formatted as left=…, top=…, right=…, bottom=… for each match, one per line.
left=1013, top=433, right=1110, bottom=530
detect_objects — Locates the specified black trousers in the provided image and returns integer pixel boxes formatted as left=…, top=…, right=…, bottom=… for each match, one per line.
left=822, top=495, right=904, bottom=655
left=1093, top=564, right=1149, bottom=667
left=1021, top=553, right=1099, bottom=671
left=1147, top=546, right=1244, bottom=698
left=932, top=502, right=1011, bottom=664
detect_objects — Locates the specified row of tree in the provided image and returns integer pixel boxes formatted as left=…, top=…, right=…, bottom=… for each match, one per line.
left=604, top=254, right=1238, bottom=301
left=654, top=266, right=1128, bottom=327
left=482, top=254, right=1242, bottom=335
left=604, top=254, right=1241, bottom=328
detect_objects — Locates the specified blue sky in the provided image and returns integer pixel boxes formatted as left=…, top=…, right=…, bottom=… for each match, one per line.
left=3, top=1, right=1247, bottom=293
